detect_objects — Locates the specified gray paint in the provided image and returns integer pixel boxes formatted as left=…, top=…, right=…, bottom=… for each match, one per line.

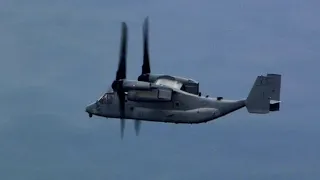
left=86, top=74, right=280, bottom=124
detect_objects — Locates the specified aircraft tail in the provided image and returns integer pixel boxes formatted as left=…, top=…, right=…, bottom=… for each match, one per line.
left=245, top=74, right=281, bottom=114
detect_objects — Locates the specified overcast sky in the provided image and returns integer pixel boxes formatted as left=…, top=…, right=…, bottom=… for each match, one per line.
left=0, top=0, right=319, bottom=179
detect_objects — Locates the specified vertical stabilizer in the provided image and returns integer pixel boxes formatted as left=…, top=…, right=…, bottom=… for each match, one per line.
left=245, top=74, right=282, bottom=114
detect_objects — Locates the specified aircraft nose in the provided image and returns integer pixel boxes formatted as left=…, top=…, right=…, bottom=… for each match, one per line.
left=85, top=103, right=96, bottom=116
left=85, top=105, right=91, bottom=113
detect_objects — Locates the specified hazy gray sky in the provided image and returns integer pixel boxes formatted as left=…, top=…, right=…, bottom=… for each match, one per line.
left=0, top=0, right=319, bottom=179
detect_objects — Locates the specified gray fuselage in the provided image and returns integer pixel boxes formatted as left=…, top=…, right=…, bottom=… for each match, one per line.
left=86, top=87, right=245, bottom=124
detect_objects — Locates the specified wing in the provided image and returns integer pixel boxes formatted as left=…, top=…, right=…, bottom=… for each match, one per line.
left=154, top=78, right=183, bottom=90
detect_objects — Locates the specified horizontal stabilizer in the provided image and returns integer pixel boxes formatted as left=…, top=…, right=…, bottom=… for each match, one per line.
left=269, top=100, right=281, bottom=111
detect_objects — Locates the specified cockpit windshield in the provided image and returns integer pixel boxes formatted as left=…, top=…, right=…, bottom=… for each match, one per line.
left=98, top=88, right=115, bottom=104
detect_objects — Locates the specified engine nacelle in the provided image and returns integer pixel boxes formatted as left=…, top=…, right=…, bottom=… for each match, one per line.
left=127, top=88, right=173, bottom=102
left=122, top=80, right=152, bottom=91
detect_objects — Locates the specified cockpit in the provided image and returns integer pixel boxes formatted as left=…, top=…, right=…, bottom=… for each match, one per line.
left=98, top=90, right=115, bottom=104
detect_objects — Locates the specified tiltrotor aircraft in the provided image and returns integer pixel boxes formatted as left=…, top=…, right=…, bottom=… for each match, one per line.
left=85, top=18, right=282, bottom=138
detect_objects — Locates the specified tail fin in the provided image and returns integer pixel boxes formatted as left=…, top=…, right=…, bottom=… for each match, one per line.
left=245, top=74, right=282, bottom=114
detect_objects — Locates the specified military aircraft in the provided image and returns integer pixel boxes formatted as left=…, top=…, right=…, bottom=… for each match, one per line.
left=85, top=20, right=282, bottom=138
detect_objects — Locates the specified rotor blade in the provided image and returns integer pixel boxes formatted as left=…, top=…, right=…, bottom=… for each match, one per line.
left=120, top=118, right=125, bottom=139
left=116, top=22, right=127, bottom=80
left=118, top=91, right=125, bottom=117
left=134, top=120, right=141, bottom=136
left=142, top=17, right=151, bottom=75
left=118, top=90, right=126, bottom=140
